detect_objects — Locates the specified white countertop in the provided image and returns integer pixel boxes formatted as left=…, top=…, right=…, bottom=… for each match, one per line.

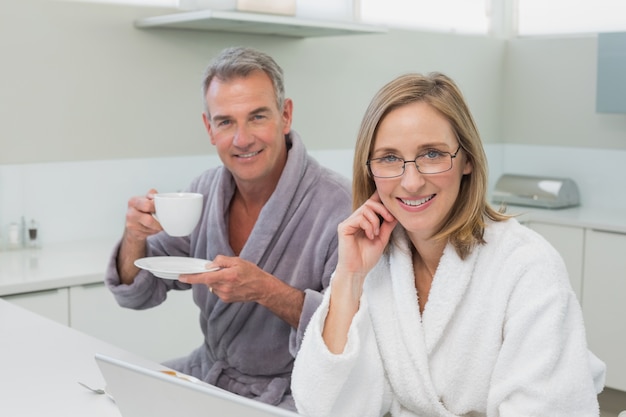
left=0, top=238, right=117, bottom=296
left=0, top=298, right=159, bottom=417
left=503, top=204, right=626, bottom=233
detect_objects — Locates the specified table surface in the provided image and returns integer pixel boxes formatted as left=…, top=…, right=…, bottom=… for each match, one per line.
left=0, top=298, right=162, bottom=416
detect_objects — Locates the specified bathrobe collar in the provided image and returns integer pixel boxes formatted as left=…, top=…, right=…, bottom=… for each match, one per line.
left=366, top=228, right=480, bottom=415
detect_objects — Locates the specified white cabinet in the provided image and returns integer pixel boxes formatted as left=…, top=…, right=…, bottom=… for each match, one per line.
left=582, top=229, right=626, bottom=391
left=2, top=282, right=201, bottom=364
left=2, top=288, right=69, bottom=326
left=526, top=222, right=584, bottom=302
left=69, top=283, right=202, bottom=364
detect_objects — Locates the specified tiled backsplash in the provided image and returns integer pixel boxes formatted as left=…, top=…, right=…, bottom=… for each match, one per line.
left=0, top=144, right=624, bottom=246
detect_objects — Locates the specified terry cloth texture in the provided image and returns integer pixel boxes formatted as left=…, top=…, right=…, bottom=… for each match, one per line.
left=292, top=218, right=606, bottom=417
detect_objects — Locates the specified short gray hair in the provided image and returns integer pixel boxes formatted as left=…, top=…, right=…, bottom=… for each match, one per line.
left=201, top=47, right=285, bottom=118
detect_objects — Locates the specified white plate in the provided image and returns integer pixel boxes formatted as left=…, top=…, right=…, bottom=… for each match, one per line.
left=134, top=256, right=219, bottom=279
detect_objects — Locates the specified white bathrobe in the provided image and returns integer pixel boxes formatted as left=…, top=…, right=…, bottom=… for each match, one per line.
left=292, top=218, right=606, bottom=417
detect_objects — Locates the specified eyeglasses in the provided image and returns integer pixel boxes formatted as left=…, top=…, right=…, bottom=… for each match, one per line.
left=367, top=145, right=461, bottom=178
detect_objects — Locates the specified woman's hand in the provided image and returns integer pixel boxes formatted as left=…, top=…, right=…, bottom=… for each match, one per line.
left=323, top=192, right=397, bottom=353
left=335, top=191, right=397, bottom=281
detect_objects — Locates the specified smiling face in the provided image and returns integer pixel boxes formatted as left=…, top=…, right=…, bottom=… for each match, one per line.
left=372, top=101, right=472, bottom=241
left=202, top=70, right=293, bottom=191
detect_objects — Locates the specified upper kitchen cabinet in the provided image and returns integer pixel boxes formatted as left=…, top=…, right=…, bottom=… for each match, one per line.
left=134, top=9, right=388, bottom=38
left=596, top=32, right=626, bottom=113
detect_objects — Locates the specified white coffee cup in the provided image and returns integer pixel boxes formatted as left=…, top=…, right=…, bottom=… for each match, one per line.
left=153, top=192, right=203, bottom=237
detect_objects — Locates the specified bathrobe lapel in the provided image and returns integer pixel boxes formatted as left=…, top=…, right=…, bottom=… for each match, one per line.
left=240, top=136, right=309, bottom=271
left=209, top=135, right=308, bottom=267
left=366, top=230, right=477, bottom=416
left=421, top=243, right=478, bottom=354
left=206, top=132, right=313, bottom=322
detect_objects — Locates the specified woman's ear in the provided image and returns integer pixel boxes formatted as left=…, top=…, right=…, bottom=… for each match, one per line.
left=462, top=157, right=473, bottom=175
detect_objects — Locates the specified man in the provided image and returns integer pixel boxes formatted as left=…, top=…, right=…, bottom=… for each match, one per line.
left=104, top=47, right=352, bottom=410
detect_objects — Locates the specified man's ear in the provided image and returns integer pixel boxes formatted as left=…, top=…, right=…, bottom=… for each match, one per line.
left=202, top=112, right=216, bottom=145
left=281, top=98, right=294, bottom=134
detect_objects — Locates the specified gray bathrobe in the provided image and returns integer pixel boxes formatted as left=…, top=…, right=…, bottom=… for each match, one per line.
left=104, top=131, right=352, bottom=410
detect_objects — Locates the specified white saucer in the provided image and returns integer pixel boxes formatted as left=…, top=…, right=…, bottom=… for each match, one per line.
left=134, top=256, right=219, bottom=280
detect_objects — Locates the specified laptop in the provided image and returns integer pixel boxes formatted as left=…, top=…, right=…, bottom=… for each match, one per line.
left=95, top=353, right=300, bottom=417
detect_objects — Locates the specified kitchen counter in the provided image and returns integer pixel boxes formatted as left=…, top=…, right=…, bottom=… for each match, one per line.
left=0, top=238, right=117, bottom=296
left=0, top=237, right=204, bottom=366
left=0, top=298, right=159, bottom=417
left=500, top=205, right=626, bottom=234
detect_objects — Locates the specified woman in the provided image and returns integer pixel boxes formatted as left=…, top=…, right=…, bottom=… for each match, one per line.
left=291, top=73, right=605, bottom=416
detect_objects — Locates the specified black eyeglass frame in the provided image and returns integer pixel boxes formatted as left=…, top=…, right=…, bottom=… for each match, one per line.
left=367, top=145, right=462, bottom=178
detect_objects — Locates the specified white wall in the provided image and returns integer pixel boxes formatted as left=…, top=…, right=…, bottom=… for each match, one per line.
left=0, top=155, right=217, bottom=245
left=2, top=1, right=626, bottom=245
left=495, top=144, right=626, bottom=210
left=0, top=150, right=351, bottom=245
left=3, top=144, right=625, bottom=246
left=0, top=0, right=504, bottom=164
left=503, top=35, right=626, bottom=150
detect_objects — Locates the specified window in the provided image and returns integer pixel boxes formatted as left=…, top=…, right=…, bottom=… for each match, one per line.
left=61, top=0, right=626, bottom=37
left=359, top=0, right=626, bottom=37
left=61, top=0, right=177, bottom=6
left=517, top=0, right=626, bottom=36
left=359, top=0, right=490, bottom=34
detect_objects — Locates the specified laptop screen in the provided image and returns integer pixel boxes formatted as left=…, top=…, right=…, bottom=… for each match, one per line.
left=95, top=353, right=300, bottom=417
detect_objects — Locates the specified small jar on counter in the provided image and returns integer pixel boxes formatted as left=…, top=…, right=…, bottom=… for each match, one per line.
left=28, top=219, right=39, bottom=248
left=7, top=222, right=21, bottom=250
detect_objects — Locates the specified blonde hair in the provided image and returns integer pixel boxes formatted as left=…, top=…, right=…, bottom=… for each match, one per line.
left=353, top=73, right=508, bottom=259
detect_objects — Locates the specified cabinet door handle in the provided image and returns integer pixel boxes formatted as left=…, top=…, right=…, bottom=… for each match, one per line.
left=590, top=228, right=626, bottom=236
left=79, top=281, right=105, bottom=289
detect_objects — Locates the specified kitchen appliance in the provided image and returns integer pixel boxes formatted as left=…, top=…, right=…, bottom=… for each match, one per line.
left=95, top=354, right=300, bottom=417
left=492, top=174, right=580, bottom=209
